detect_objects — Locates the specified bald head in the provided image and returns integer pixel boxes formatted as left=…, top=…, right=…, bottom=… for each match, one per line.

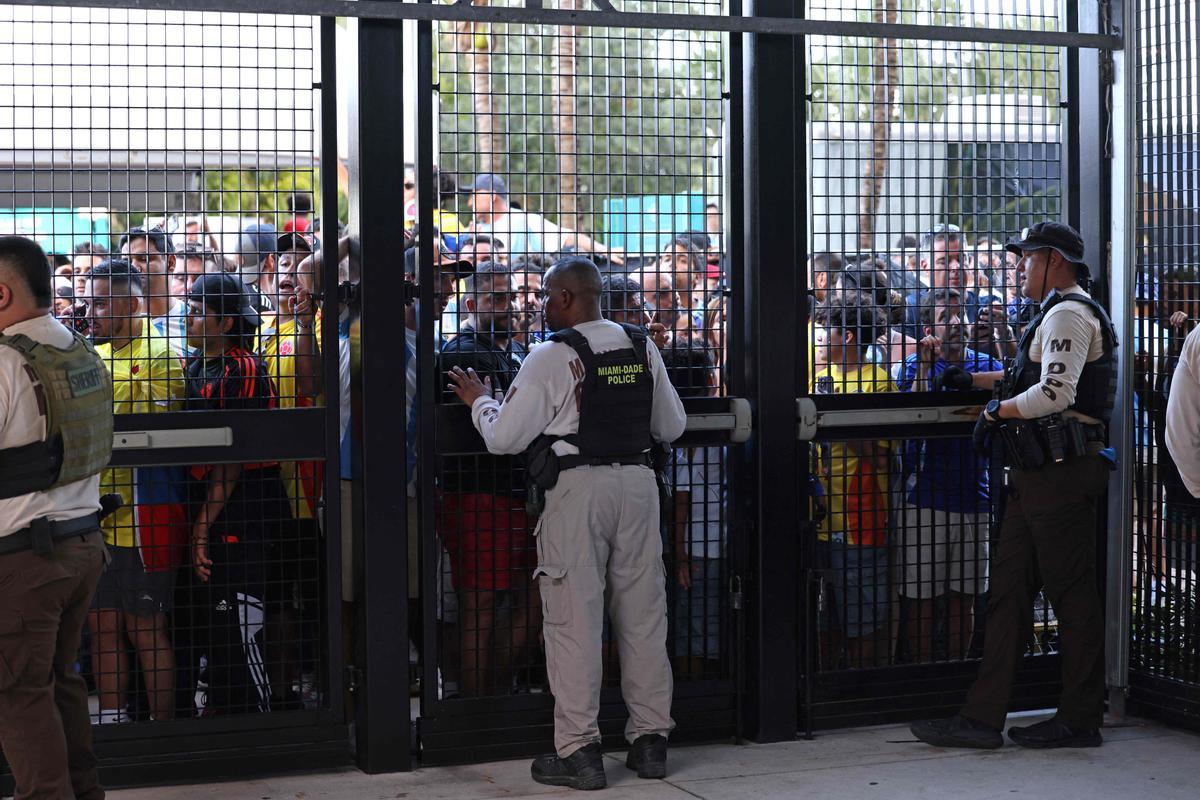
left=547, top=256, right=603, bottom=300
left=543, top=256, right=604, bottom=330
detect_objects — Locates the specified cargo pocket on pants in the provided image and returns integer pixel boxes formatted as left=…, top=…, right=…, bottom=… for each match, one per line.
left=533, top=565, right=572, bottom=627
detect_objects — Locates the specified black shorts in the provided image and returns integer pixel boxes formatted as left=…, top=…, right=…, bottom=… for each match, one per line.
left=92, top=544, right=175, bottom=616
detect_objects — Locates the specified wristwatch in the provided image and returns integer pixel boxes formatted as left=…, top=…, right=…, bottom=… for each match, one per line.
left=984, top=398, right=1002, bottom=423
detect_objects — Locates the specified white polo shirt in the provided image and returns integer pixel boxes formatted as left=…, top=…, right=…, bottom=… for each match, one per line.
left=0, top=314, right=102, bottom=538
left=470, top=319, right=687, bottom=456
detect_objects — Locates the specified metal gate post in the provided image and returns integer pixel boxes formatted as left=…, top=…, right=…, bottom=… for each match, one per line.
left=1105, top=0, right=1136, bottom=715
left=348, top=12, right=413, bottom=772
left=740, top=0, right=803, bottom=743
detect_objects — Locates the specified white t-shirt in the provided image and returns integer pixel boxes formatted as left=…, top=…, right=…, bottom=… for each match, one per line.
left=151, top=299, right=191, bottom=359
left=1166, top=324, right=1200, bottom=499
left=672, top=445, right=725, bottom=560
left=474, top=209, right=565, bottom=262
left=471, top=319, right=687, bottom=456
left=0, top=314, right=102, bottom=537
left=1013, top=286, right=1107, bottom=421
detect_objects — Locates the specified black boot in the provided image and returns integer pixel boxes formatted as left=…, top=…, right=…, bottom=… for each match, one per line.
left=531, top=742, right=607, bottom=791
left=625, top=733, right=667, bottom=779
left=910, top=714, right=1003, bottom=749
left=1008, top=718, right=1102, bottom=749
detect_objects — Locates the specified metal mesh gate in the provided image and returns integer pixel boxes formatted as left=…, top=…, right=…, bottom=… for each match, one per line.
left=1129, top=0, right=1200, bottom=727
left=799, top=0, right=1076, bottom=728
left=0, top=4, right=347, bottom=787
left=417, top=1, right=740, bottom=763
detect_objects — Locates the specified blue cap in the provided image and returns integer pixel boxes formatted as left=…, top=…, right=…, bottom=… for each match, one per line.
left=462, top=173, right=508, bottom=198
left=236, top=223, right=278, bottom=266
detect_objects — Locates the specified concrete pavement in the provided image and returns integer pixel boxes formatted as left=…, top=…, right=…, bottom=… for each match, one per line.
left=109, top=711, right=1199, bottom=800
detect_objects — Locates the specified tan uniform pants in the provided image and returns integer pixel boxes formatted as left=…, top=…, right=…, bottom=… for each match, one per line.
left=535, top=464, right=674, bottom=757
left=0, top=531, right=107, bottom=800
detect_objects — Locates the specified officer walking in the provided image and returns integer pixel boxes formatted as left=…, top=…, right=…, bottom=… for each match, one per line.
left=449, top=256, right=686, bottom=790
left=0, top=236, right=113, bottom=799
left=912, top=221, right=1117, bottom=750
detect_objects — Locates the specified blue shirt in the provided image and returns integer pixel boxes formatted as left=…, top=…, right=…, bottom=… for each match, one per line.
left=897, top=348, right=1003, bottom=514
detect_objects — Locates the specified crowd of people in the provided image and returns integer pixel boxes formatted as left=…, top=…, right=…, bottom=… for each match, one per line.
left=33, top=173, right=1194, bottom=726
left=37, top=214, right=345, bottom=723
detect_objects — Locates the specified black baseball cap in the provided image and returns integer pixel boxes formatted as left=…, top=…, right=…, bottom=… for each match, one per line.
left=188, top=273, right=261, bottom=332
left=277, top=231, right=312, bottom=255
left=119, top=225, right=174, bottom=256
left=1006, top=221, right=1086, bottom=267
left=403, top=240, right=474, bottom=277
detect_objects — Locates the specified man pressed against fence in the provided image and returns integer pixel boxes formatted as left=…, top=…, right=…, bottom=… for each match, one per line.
left=438, top=260, right=540, bottom=697
left=85, top=259, right=188, bottom=724
left=912, top=221, right=1117, bottom=750
left=896, top=287, right=1002, bottom=661
left=449, top=256, right=686, bottom=790
left=0, top=236, right=113, bottom=800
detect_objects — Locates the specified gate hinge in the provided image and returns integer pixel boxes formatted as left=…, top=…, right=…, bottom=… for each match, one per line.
left=345, top=664, right=363, bottom=693
left=1100, top=49, right=1115, bottom=87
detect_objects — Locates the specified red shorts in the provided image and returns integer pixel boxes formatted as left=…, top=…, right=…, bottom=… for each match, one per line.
left=438, top=492, right=533, bottom=591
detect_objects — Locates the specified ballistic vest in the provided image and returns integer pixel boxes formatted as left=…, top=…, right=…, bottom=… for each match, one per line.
left=1006, top=290, right=1118, bottom=422
left=0, top=331, right=113, bottom=499
left=550, top=323, right=654, bottom=462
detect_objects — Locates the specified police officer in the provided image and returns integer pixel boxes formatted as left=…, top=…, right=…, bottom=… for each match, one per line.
left=912, top=221, right=1117, bottom=750
left=448, top=256, right=686, bottom=790
left=0, top=236, right=113, bottom=799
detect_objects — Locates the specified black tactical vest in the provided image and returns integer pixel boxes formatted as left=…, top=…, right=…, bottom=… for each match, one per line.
left=1006, top=290, right=1118, bottom=422
left=550, top=323, right=654, bottom=461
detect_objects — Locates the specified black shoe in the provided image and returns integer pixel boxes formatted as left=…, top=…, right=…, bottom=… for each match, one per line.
left=910, top=714, right=1003, bottom=749
left=531, top=743, right=607, bottom=791
left=625, top=733, right=667, bottom=779
left=1007, top=718, right=1102, bottom=749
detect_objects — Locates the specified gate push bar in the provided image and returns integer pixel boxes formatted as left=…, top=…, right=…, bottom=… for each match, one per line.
left=795, top=398, right=983, bottom=441
left=113, top=427, right=233, bottom=450
left=685, top=398, right=752, bottom=444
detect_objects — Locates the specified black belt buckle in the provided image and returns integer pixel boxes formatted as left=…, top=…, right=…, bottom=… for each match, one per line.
left=29, top=518, right=54, bottom=557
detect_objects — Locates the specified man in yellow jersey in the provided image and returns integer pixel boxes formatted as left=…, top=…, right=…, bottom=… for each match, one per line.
left=84, top=258, right=187, bottom=723
left=811, top=291, right=894, bottom=668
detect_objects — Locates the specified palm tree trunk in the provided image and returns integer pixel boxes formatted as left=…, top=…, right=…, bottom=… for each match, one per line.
left=461, top=13, right=503, bottom=175
left=859, top=0, right=898, bottom=251
left=553, top=0, right=581, bottom=229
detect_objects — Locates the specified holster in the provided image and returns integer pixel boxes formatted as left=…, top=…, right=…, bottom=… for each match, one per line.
left=523, top=434, right=561, bottom=517
left=999, top=414, right=1105, bottom=470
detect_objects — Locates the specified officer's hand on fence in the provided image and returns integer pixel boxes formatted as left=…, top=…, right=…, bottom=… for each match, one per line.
left=447, top=366, right=492, bottom=407
left=972, top=403, right=1002, bottom=456
left=1171, top=310, right=1189, bottom=329
left=933, top=364, right=974, bottom=392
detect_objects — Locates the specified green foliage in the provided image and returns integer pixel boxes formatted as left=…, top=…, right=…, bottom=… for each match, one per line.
left=1133, top=579, right=1200, bottom=684
left=808, top=0, right=1062, bottom=124
left=201, top=169, right=348, bottom=227
left=437, top=14, right=723, bottom=233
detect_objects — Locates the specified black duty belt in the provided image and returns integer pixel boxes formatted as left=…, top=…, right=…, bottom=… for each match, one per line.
left=558, top=452, right=653, bottom=471
left=0, top=513, right=101, bottom=557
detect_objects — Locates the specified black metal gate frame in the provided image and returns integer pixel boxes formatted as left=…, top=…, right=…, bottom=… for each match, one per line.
left=3, top=0, right=1137, bottom=782
left=22, top=16, right=353, bottom=788
left=17, top=0, right=1124, bottom=50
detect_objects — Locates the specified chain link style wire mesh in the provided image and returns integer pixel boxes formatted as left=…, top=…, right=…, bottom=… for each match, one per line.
left=425, top=0, right=731, bottom=702
left=1131, top=0, right=1200, bottom=693
left=804, top=0, right=1064, bottom=670
left=0, top=5, right=329, bottom=722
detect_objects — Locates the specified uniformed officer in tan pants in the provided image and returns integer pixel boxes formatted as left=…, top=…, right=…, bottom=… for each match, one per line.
left=450, top=256, right=686, bottom=790
left=0, top=236, right=114, bottom=800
